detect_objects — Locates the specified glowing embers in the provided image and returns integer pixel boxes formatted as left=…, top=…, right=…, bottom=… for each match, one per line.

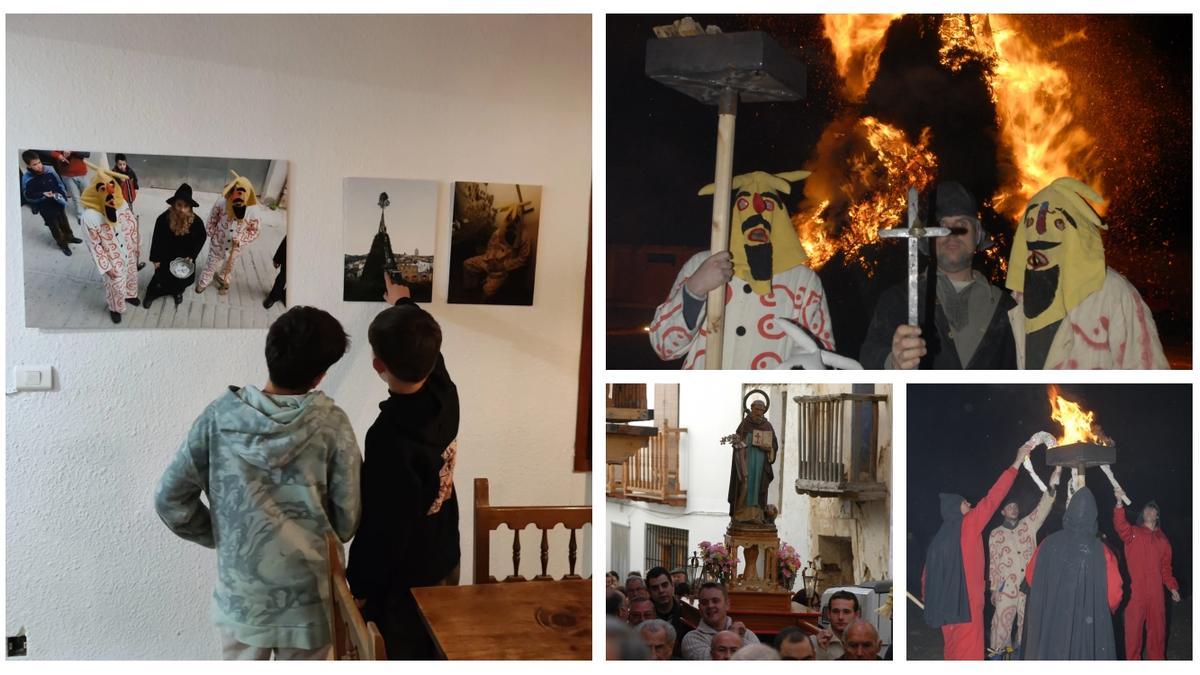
left=792, top=117, right=938, bottom=272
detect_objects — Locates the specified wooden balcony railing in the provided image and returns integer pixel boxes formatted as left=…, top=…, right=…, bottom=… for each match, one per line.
left=793, top=393, right=888, bottom=501
left=606, top=427, right=687, bottom=506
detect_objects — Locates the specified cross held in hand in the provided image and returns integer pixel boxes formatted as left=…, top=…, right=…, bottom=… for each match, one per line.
left=877, top=187, right=950, bottom=326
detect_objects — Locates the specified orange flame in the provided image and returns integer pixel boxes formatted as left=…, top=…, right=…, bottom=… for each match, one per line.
left=939, top=14, right=1102, bottom=218
left=823, top=14, right=901, bottom=100
left=793, top=117, right=938, bottom=271
left=1048, top=385, right=1108, bottom=446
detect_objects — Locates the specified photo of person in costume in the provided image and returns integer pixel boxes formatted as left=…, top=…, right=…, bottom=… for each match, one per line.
left=16, top=149, right=289, bottom=329
left=647, top=170, right=837, bottom=370
left=1006, top=178, right=1169, bottom=369
left=908, top=384, right=1191, bottom=660
left=606, top=15, right=1190, bottom=369
left=196, top=171, right=261, bottom=296
left=447, top=181, right=541, bottom=306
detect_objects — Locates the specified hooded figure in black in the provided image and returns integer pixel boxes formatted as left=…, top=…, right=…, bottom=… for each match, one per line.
left=924, top=493, right=972, bottom=627
left=1022, top=487, right=1121, bottom=660
left=347, top=295, right=460, bottom=660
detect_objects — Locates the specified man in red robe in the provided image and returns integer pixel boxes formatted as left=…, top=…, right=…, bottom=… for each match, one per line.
left=923, top=440, right=1033, bottom=660
left=1113, top=490, right=1180, bottom=660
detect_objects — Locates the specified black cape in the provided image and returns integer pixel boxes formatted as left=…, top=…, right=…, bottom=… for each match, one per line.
left=147, top=210, right=207, bottom=293
left=860, top=276, right=1017, bottom=369
left=1022, top=487, right=1116, bottom=660
left=924, top=493, right=971, bottom=627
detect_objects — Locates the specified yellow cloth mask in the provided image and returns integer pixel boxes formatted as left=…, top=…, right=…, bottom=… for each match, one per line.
left=1005, top=177, right=1107, bottom=333
left=80, top=160, right=130, bottom=224
left=698, top=170, right=812, bottom=295
left=221, top=170, right=259, bottom=220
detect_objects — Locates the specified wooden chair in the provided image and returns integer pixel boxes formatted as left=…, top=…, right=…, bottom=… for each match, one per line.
left=325, top=532, right=387, bottom=660
left=473, top=477, right=592, bottom=584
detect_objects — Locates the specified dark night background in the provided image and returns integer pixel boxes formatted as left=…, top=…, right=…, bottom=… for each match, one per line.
left=607, top=14, right=1191, bottom=369
left=906, top=384, right=1192, bottom=659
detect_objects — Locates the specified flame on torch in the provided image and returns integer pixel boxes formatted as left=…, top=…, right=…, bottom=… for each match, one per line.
left=1048, top=385, right=1110, bottom=446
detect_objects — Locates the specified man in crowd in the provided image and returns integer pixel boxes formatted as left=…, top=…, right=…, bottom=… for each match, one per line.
left=1113, top=488, right=1181, bottom=659
left=627, top=597, right=655, bottom=627
left=646, top=566, right=690, bottom=654
left=607, top=618, right=649, bottom=660
left=606, top=588, right=629, bottom=621
left=636, top=619, right=676, bottom=661
left=923, top=440, right=1033, bottom=659
left=680, top=582, right=760, bottom=660
left=730, top=644, right=781, bottom=660
left=813, top=590, right=861, bottom=659
left=21, top=150, right=80, bottom=255
left=113, top=153, right=139, bottom=205
left=988, top=466, right=1062, bottom=654
left=709, top=631, right=742, bottom=661
left=775, top=626, right=816, bottom=660
left=49, top=149, right=90, bottom=222
left=625, top=575, right=649, bottom=603
left=861, top=181, right=1016, bottom=369
left=839, top=620, right=883, bottom=660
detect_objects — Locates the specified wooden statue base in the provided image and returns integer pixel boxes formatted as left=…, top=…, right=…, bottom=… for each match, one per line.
left=728, top=590, right=794, bottom=613
left=725, top=523, right=790, bottom=597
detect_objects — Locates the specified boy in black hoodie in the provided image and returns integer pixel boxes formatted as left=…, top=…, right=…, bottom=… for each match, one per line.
left=347, top=273, right=460, bottom=660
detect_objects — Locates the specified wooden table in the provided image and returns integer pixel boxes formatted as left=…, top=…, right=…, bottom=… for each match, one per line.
left=412, top=579, right=591, bottom=660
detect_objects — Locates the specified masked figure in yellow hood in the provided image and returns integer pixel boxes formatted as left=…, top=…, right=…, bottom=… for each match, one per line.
left=1005, top=177, right=1167, bottom=369
left=79, top=160, right=143, bottom=323
left=196, top=170, right=261, bottom=295
left=463, top=199, right=534, bottom=298
left=649, top=170, right=835, bottom=369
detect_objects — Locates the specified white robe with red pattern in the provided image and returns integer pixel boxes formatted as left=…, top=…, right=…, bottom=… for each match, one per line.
left=648, top=251, right=834, bottom=369
left=987, top=490, right=1054, bottom=651
left=1009, top=268, right=1169, bottom=369
left=82, top=205, right=141, bottom=313
left=198, top=201, right=261, bottom=289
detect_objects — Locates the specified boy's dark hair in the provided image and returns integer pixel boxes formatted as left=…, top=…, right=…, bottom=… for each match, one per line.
left=265, top=306, right=350, bottom=390
left=646, top=566, right=670, bottom=585
left=698, top=581, right=728, bottom=599
left=774, top=625, right=808, bottom=649
left=21, top=150, right=40, bottom=165
left=829, top=589, right=861, bottom=613
left=368, top=303, right=441, bottom=383
left=115, top=153, right=127, bottom=162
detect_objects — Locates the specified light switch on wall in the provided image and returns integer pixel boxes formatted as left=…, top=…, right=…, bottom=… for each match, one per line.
left=13, top=366, right=54, bottom=391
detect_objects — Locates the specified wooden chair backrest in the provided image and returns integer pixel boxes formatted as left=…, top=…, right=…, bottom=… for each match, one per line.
left=326, top=532, right=387, bottom=660
left=473, top=477, right=592, bottom=584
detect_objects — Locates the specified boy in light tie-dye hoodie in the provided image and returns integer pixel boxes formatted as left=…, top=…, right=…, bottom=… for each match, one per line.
left=155, top=306, right=361, bottom=660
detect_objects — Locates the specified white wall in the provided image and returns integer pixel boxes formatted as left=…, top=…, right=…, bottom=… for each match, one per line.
left=5, top=14, right=591, bottom=659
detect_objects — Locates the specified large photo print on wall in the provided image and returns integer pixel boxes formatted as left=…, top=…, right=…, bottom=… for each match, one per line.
left=17, top=149, right=289, bottom=328
left=343, top=177, right=437, bottom=303
left=447, top=181, right=541, bottom=305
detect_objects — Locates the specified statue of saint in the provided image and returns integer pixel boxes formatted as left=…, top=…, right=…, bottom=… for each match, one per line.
left=726, top=391, right=778, bottom=525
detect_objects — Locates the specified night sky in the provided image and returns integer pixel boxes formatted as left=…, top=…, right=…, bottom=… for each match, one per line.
left=907, top=384, right=1192, bottom=636
left=607, top=14, right=1191, bottom=366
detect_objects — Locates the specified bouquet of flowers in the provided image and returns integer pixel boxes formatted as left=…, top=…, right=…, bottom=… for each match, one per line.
left=697, top=540, right=739, bottom=585
left=777, top=542, right=804, bottom=591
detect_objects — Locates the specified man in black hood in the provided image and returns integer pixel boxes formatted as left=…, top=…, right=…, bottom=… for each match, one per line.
left=1021, top=487, right=1123, bottom=660
left=861, top=181, right=1016, bottom=369
left=348, top=273, right=460, bottom=660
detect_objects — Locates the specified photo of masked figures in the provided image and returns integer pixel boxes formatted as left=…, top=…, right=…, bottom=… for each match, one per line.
left=17, top=149, right=288, bottom=328
left=907, top=383, right=1191, bottom=661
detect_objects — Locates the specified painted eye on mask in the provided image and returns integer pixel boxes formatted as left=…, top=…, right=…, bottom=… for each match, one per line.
left=736, top=197, right=749, bottom=210
left=1025, top=217, right=1033, bottom=228
left=763, top=200, right=774, bottom=212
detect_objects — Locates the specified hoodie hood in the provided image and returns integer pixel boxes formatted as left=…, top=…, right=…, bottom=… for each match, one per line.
left=939, top=493, right=966, bottom=522
left=1136, top=499, right=1162, bottom=528
left=377, top=354, right=459, bottom=449
left=1063, top=487, right=1099, bottom=536
left=216, top=386, right=337, bottom=469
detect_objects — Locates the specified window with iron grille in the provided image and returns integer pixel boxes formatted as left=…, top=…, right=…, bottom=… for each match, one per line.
left=644, top=523, right=688, bottom=572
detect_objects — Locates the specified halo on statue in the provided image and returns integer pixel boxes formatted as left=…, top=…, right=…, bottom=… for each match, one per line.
left=743, top=388, right=771, bottom=414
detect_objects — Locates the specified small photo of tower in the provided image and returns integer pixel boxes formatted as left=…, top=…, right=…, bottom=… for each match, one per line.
left=343, top=177, right=437, bottom=303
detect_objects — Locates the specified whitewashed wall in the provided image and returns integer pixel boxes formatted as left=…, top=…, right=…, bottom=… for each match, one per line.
left=5, top=14, right=591, bottom=659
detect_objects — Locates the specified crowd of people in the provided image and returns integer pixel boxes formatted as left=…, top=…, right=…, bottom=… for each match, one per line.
left=605, top=569, right=887, bottom=660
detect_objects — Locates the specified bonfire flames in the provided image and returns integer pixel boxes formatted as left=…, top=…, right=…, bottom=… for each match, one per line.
left=1048, top=385, right=1112, bottom=446
left=795, top=14, right=1102, bottom=271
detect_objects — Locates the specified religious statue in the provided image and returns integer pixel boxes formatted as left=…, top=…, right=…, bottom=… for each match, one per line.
left=723, top=390, right=778, bottom=525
